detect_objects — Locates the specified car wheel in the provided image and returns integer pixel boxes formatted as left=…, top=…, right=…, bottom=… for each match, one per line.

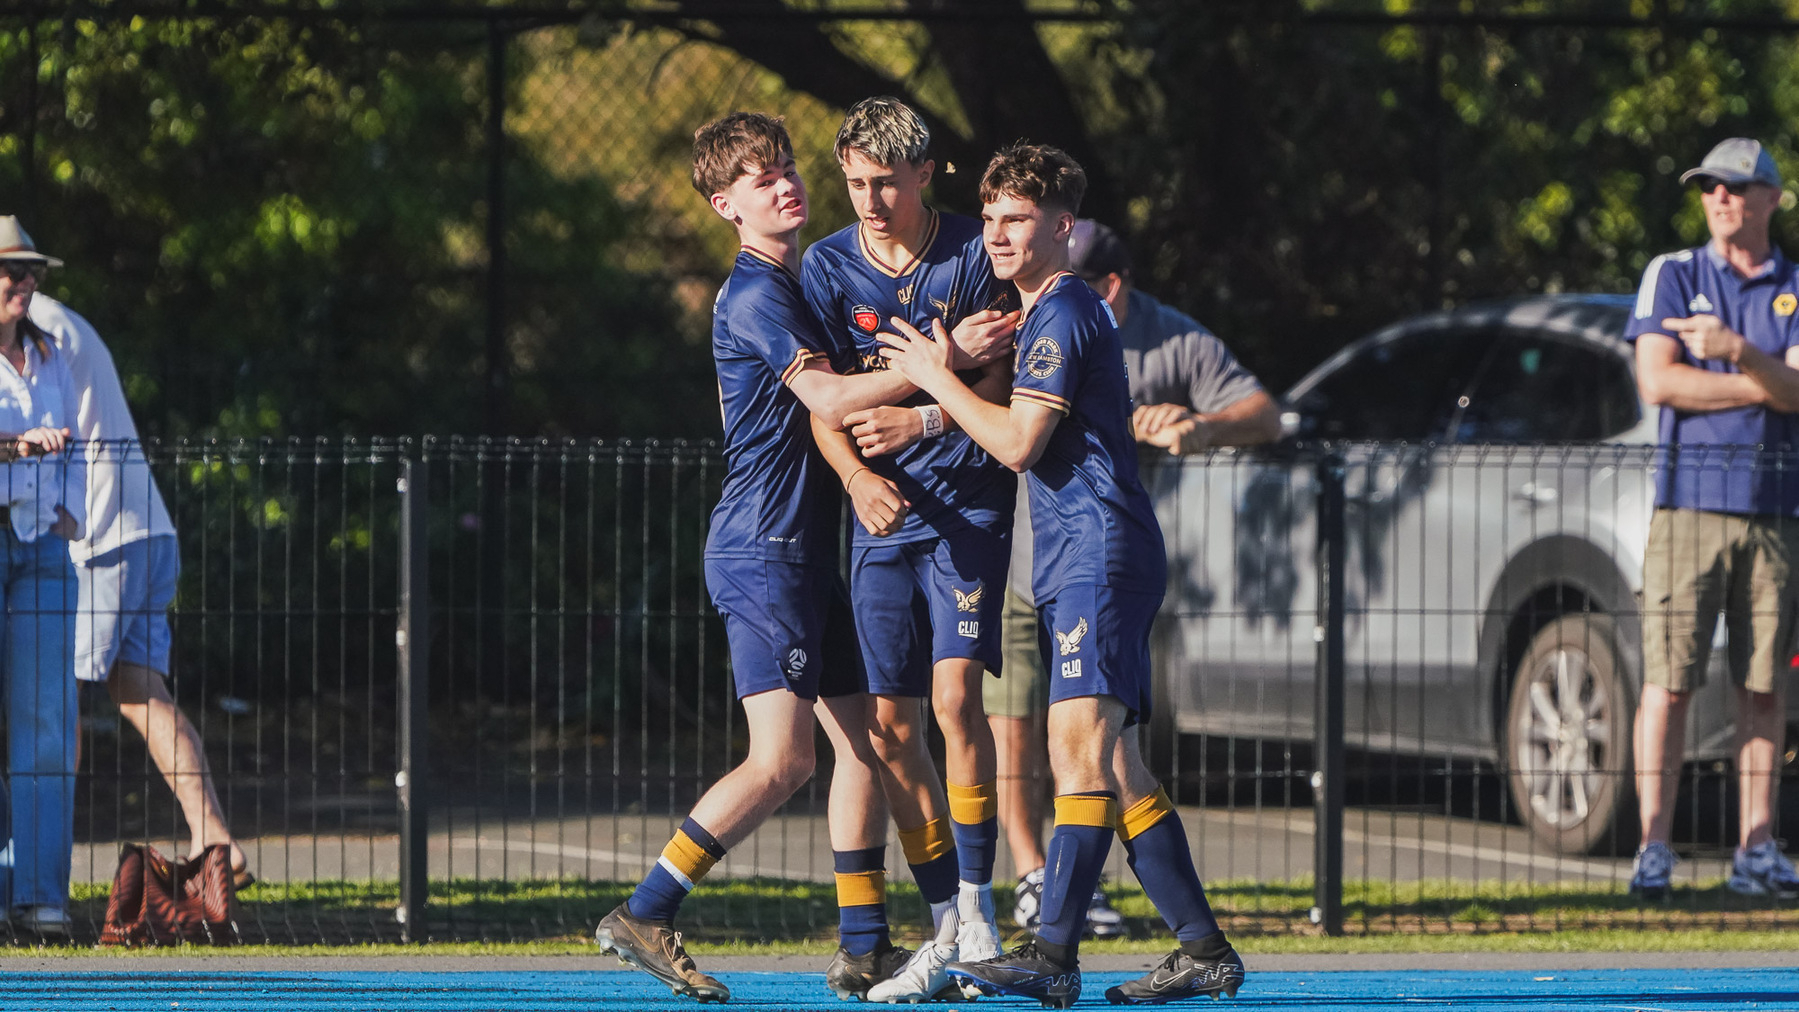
left=1504, top=614, right=1638, bottom=855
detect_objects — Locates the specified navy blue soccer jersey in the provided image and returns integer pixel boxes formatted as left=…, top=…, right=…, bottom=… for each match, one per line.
left=1626, top=244, right=1799, bottom=515
left=801, top=210, right=1017, bottom=545
left=1011, top=273, right=1167, bottom=599
left=705, top=246, right=842, bottom=564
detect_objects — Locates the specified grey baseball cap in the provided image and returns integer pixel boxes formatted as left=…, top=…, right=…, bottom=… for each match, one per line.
left=1067, top=219, right=1131, bottom=280
left=1679, top=137, right=1784, bottom=189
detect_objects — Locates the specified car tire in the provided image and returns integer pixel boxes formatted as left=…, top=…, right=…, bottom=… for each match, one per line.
left=1504, top=613, right=1639, bottom=855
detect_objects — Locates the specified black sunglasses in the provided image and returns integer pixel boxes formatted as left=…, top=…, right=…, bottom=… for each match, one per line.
left=1693, top=175, right=1753, bottom=196
left=0, top=262, right=46, bottom=284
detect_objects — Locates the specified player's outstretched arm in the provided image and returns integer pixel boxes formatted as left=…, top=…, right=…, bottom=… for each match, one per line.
left=880, top=317, right=1056, bottom=472
left=810, top=414, right=909, bottom=536
left=846, top=355, right=1012, bottom=456
left=789, top=360, right=919, bottom=430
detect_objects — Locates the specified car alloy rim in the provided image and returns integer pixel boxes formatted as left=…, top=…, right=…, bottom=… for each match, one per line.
left=1518, top=643, right=1614, bottom=829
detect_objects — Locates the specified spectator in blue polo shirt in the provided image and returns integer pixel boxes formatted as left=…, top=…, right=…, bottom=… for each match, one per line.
left=1626, top=137, right=1799, bottom=901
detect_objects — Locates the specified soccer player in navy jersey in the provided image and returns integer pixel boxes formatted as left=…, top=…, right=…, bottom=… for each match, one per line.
left=800, top=96, right=1020, bottom=1003
left=596, top=111, right=940, bottom=1003
left=881, top=144, right=1245, bottom=1008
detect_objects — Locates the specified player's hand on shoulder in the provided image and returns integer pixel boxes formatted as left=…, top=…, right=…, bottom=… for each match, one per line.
left=844, top=406, right=922, bottom=457
left=947, top=309, right=1020, bottom=369
left=846, top=467, right=909, bottom=537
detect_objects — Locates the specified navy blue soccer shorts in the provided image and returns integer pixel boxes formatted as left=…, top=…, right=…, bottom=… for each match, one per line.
left=1038, top=583, right=1163, bottom=726
left=850, top=525, right=1010, bottom=697
left=705, top=558, right=865, bottom=701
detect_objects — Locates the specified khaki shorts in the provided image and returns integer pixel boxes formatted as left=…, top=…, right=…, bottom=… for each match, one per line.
left=1642, top=508, right=1799, bottom=694
left=985, top=589, right=1048, bottom=719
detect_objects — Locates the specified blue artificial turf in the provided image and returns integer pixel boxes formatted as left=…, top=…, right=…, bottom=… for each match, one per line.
left=1, top=968, right=1795, bottom=1010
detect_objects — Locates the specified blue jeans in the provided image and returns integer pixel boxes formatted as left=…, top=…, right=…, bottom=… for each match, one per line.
left=0, top=531, right=76, bottom=910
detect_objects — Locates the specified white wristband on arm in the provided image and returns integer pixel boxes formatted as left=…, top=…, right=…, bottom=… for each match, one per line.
left=916, top=404, right=945, bottom=439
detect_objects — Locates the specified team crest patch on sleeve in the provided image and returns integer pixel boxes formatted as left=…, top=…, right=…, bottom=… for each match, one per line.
left=954, top=585, right=984, bottom=612
left=1777, top=293, right=1798, bottom=317
left=853, top=305, right=880, bottom=332
left=1024, top=336, right=1064, bottom=379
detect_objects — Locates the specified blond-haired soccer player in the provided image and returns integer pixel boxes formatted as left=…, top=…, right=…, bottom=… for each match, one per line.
left=596, top=112, right=926, bottom=1002
left=801, top=96, right=1020, bottom=1003
left=881, top=144, right=1243, bottom=1008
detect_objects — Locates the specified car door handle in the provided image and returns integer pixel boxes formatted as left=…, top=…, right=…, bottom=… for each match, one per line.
left=1513, top=482, right=1558, bottom=506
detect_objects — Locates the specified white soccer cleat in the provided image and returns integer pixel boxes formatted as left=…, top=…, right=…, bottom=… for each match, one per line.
left=953, top=916, right=1003, bottom=997
left=866, top=938, right=959, bottom=1004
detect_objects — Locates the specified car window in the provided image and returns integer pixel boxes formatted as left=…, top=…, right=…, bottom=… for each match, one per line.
left=1291, top=328, right=1494, bottom=441
left=1453, top=332, right=1639, bottom=443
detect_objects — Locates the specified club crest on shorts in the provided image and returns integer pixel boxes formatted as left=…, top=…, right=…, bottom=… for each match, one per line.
left=953, top=585, right=984, bottom=612
left=784, top=647, right=808, bottom=680
left=853, top=305, right=880, bottom=332
left=1024, top=336, right=1064, bottom=379
left=1055, top=617, right=1088, bottom=656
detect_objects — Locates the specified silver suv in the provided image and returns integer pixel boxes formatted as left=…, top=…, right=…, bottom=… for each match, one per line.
left=1148, top=294, right=1799, bottom=854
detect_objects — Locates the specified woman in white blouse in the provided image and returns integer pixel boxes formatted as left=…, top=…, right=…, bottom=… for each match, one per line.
left=0, top=217, right=86, bottom=936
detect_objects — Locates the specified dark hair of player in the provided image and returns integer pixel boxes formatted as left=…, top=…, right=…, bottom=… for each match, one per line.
left=691, top=112, right=794, bottom=197
left=977, top=143, right=1087, bottom=215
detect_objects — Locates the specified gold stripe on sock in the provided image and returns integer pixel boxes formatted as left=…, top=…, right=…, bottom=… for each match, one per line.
left=835, top=870, right=887, bottom=908
left=663, top=830, right=721, bottom=884
left=1119, top=789, right=1174, bottom=840
left=898, top=817, right=955, bottom=865
left=1054, top=793, right=1118, bottom=830
left=948, top=781, right=998, bottom=824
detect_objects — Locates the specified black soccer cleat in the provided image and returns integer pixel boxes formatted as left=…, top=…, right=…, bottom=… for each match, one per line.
left=595, top=903, right=731, bottom=1003
left=1104, top=947, right=1245, bottom=1004
left=825, top=939, right=913, bottom=1001
left=946, top=937, right=1081, bottom=1009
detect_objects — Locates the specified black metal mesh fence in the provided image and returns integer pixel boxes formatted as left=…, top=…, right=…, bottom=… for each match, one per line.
left=28, top=440, right=1799, bottom=945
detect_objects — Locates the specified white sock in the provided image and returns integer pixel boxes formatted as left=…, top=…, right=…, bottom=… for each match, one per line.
left=957, top=881, right=995, bottom=925
left=930, top=898, right=959, bottom=944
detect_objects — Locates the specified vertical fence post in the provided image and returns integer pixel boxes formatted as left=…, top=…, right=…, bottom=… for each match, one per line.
left=484, top=16, right=508, bottom=436
left=397, top=454, right=430, bottom=942
left=1311, top=450, right=1346, bottom=936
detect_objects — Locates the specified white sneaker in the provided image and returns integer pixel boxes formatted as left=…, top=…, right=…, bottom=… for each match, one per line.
left=12, top=905, right=69, bottom=937
left=866, top=938, right=958, bottom=1003
left=1727, top=839, right=1799, bottom=899
left=953, top=917, right=1003, bottom=999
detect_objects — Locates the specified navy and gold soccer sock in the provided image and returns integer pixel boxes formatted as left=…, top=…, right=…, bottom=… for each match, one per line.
left=899, top=816, right=960, bottom=913
left=948, top=780, right=999, bottom=920
left=627, top=816, right=725, bottom=922
left=1119, top=789, right=1220, bottom=942
left=834, top=846, right=891, bottom=956
left=1033, top=791, right=1118, bottom=964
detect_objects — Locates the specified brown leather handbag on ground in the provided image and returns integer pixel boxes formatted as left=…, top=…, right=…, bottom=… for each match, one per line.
left=100, top=842, right=241, bottom=946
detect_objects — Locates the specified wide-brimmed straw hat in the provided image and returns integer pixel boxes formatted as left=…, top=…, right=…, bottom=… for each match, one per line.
left=0, top=216, right=64, bottom=267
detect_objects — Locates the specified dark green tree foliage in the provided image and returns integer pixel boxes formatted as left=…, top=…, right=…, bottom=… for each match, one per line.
left=2, top=13, right=702, bottom=438
left=1111, top=1, right=1799, bottom=391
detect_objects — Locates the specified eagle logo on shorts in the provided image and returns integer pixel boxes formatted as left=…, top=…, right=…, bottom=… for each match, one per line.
left=1055, top=617, right=1088, bottom=656
left=784, top=648, right=808, bottom=680
left=853, top=305, right=880, bottom=332
left=954, top=585, right=984, bottom=612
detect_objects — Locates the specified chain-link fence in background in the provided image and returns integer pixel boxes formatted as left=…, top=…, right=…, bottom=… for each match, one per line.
left=32, top=439, right=1799, bottom=945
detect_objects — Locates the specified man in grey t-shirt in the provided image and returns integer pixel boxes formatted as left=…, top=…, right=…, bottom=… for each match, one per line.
left=992, top=219, right=1279, bottom=933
